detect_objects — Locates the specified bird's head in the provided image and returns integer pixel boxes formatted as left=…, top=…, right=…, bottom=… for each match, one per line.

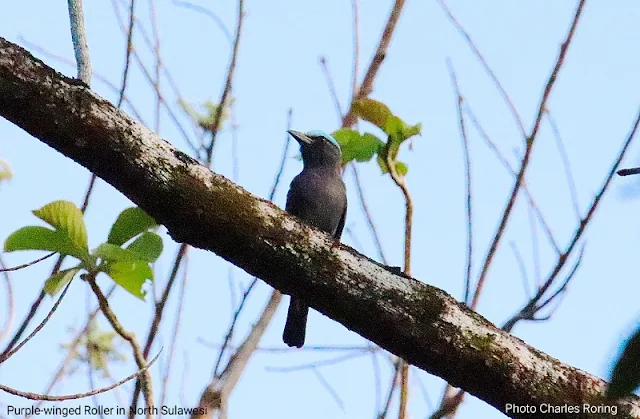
left=288, top=130, right=342, bottom=169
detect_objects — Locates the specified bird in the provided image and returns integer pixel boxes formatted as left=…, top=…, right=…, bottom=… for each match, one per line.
left=283, top=129, right=347, bottom=348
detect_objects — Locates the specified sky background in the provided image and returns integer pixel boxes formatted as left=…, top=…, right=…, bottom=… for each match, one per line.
left=1, top=1, right=640, bottom=418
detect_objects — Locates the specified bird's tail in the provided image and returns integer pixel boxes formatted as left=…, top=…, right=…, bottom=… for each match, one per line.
left=283, top=298, right=308, bottom=348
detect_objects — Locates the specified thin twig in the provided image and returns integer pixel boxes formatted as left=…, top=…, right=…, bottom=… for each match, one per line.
left=205, top=0, right=244, bottom=164
left=0, top=256, right=15, bottom=341
left=67, top=0, right=92, bottom=84
left=312, top=367, right=346, bottom=411
left=148, top=0, right=162, bottom=133
left=191, top=291, right=282, bottom=419
left=0, top=291, right=45, bottom=358
left=33, top=286, right=117, bottom=410
left=0, top=351, right=161, bottom=401
left=547, top=110, right=581, bottom=218
left=269, top=109, right=294, bottom=201
left=384, top=132, right=413, bottom=419
left=446, top=59, right=473, bottom=304
left=0, top=252, right=55, bottom=272
left=111, top=0, right=199, bottom=155
left=342, top=0, right=407, bottom=127
left=503, top=246, right=585, bottom=332
left=266, top=349, right=373, bottom=372
left=130, top=243, right=189, bottom=409
left=172, top=0, right=233, bottom=43
left=159, top=253, right=190, bottom=409
left=464, top=105, right=561, bottom=254
left=470, top=0, right=586, bottom=309
left=351, top=166, right=388, bottom=264
left=350, top=0, right=360, bottom=98
left=510, top=242, right=531, bottom=299
left=527, top=199, right=542, bottom=288
left=436, top=0, right=526, bottom=138
left=0, top=277, right=74, bottom=364
left=213, top=278, right=258, bottom=376
left=377, top=358, right=402, bottom=419
left=87, top=274, right=154, bottom=418
left=319, top=56, right=343, bottom=121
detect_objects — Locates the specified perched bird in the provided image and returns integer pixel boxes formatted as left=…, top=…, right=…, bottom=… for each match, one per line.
left=283, top=130, right=347, bottom=348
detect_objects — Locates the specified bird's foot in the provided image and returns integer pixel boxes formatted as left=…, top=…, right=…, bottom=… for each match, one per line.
left=331, top=239, right=341, bottom=249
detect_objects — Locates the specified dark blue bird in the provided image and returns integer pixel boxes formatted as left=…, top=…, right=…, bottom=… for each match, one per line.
left=283, top=130, right=347, bottom=348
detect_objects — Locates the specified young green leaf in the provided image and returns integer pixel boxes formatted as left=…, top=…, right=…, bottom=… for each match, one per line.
left=351, top=99, right=392, bottom=130
left=332, top=129, right=384, bottom=164
left=44, top=268, right=81, bottom=296
left=395, top=162, right=409, bottom=176
left=4, top=226, right=90, bottom=262
left=382, top=115, right=405, bottom=138
left=126, top=232, right=163, bottom=262
left=402, top=122, right=422, bottom=139
left=377, top=156, right=409, bottom=176
left=32, top=200, right=88, bottom=252
left=106, top=261, right=153, bottom=299
left=107, top=207, right=157, bottom=246
left=607, top=326, right=640, bottom=399
left=94, top=243, right=145, bottom=263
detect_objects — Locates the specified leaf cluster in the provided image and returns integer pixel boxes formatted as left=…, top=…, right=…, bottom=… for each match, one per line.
left=4, top=202, right=163, bottom=300
left=333, top=98, right=421, bottom=176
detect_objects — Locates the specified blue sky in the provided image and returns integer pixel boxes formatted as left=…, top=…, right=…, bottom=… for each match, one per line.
left=1, top=1, right=640, bottom=418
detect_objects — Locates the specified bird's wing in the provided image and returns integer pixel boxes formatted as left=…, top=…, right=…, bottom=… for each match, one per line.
left=334, top=199, right=347, bottom=239
left=285, top=176, right=309, bottom=217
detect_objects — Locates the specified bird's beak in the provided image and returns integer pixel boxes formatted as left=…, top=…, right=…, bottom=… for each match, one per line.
left=287, top=130, right=314, bottom=145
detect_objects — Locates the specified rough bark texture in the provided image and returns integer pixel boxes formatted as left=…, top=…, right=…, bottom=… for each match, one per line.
left=1, top=37, right=638, bottom=418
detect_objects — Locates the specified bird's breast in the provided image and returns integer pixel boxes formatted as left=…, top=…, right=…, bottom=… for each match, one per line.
left=287, top=170, right=346, bottom=235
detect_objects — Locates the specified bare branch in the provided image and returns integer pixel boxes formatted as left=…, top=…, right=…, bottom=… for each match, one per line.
left=0, top=252, right=55, bottom=272
left=0, top=350, right=161, bottom=401
left=0, top=255, right=15, bottom=341
left=547, top=110, right=581, bottom=218
left=319, top=56, right=343, bottom=121
left=436, top=0, right=526, bottom=138
left=446, top=59, right=473, bottom=305
left=342, top=0, right=407, bottom=127
left=172, top=0, right=232, bottom=43
left=67, top=0, right=92, bottom=84
left=86, top=274, right=154, bottom=418
left=0, top=276, right=74, bottom=364
left=470, top=0, right=586, bottom=309
left=204, top=0, right=244, bottom=163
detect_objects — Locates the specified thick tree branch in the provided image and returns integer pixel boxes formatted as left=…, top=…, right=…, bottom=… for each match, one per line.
left=1, top=37, right=639, bottom=418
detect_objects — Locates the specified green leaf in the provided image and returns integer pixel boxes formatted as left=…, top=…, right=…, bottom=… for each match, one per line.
left=351, top=99, right=392, bottom=129
left=332, top=129, right=384, bottom=164
left=382, top=115, right=405, bottom=138
left=94, top=243, right=145, bottom=263
left=377, top=155, right=409, bottom=176
left=607, top=327, right=640, bottom=399
left=32, top=200, right=88, bottom=252
left=402, top=122, right=422, bottom=139
left=107, top=207, right=157, bottom=246
left=4, top=226, right=89, bottom=261
left=383, top=116, right=422, bottom=140
left=44, top=268, right=80, bottom=296
left=127, top=232, right=163, bottom=262
left=106, top=261, right=153, bottom=299
left=395, top=162, right=409, bottom=176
